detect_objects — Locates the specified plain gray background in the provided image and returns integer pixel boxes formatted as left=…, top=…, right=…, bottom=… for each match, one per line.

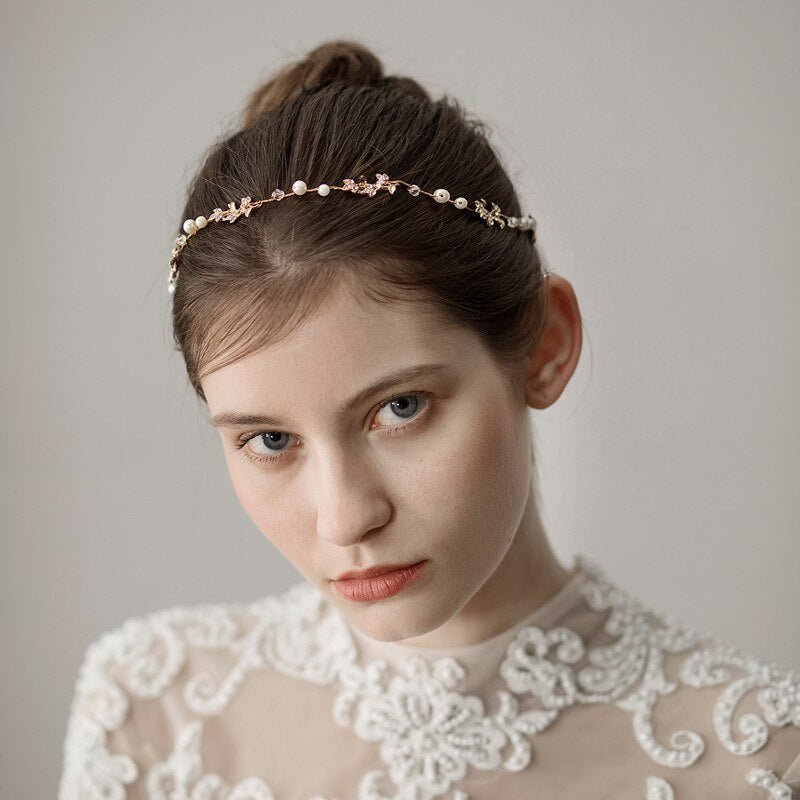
left=2, top=2, right=799, bottom=796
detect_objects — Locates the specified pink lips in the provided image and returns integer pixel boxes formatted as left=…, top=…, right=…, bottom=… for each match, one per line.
left=332, top=561, right=427, bottom=602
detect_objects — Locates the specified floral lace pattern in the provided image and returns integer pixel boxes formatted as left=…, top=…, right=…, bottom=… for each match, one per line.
left=58, top=556, right=800, bottom=800
left=333, top=656, right=556, bottom=799
left=745, top=767, right=795, bottom=799
left=645, top=776, right=675, bottom=800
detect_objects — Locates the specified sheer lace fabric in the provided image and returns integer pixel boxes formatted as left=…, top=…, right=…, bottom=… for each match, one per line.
left=58, top=555, right=800, bottom=799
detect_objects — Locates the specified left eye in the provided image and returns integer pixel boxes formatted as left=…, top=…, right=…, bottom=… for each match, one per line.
left=373, top=393, right=423, bottom=427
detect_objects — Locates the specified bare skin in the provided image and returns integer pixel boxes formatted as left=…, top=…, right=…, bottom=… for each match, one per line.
left=201, top=272, right=583, bottom=647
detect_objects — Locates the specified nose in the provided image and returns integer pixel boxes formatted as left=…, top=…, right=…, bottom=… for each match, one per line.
left=312, top=442, right=392, bottom=547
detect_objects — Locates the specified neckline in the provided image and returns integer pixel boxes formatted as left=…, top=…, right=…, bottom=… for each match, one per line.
left=343, top=553, right=591, bottom=669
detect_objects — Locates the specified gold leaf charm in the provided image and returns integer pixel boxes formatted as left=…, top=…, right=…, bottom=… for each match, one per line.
left=474, top=198, right=506, bottom=228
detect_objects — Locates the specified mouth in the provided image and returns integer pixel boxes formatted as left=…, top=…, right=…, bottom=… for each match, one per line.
left=334, top=560, right=425, bottom=581
left=331, top=560, right=427, bottom=603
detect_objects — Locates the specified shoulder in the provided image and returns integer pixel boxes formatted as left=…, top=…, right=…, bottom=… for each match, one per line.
left=57, top=581, right=354, bottom=800
left=562, top=556, right=800, bottom=795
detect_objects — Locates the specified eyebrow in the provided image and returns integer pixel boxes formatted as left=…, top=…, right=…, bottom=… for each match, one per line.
left=210, top=362, right=453, bottom=429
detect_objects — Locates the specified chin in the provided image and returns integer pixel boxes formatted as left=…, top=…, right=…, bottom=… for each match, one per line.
left=342, top=593, right=458, bottom=643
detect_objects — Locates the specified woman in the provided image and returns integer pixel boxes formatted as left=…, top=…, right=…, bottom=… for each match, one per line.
left=58, top=40, right=800, bottom=800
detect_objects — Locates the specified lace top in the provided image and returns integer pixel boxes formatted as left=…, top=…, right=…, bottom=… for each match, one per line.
left=57, top=554, right=800, bottom=799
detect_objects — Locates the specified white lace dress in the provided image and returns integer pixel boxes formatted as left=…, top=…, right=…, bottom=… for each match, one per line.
left=57, top=555, right=800, bottom=800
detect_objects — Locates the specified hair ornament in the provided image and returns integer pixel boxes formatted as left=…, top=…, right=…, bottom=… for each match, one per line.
left=167, top=173, right=537, bottom=294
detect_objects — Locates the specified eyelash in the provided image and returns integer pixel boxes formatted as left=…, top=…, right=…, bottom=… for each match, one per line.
left=234, top=391, right=435, bottom=466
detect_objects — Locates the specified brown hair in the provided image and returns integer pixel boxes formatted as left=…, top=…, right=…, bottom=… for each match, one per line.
left=170, top=39, right=550, bottom=403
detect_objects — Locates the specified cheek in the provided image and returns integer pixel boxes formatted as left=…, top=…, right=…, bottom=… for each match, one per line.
left=409, top=399, right=529, bottom=534
left=226, top=459, right=309, bottom=558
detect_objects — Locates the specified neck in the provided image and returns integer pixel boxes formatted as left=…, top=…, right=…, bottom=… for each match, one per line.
left=393, top=480, right=574, bottom=648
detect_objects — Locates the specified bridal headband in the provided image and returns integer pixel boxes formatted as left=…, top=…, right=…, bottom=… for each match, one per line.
left=167, top=173, right=538, bottom=294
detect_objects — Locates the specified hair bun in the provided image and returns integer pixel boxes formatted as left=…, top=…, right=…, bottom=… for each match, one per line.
left=242, top=39, right=428, bottom=127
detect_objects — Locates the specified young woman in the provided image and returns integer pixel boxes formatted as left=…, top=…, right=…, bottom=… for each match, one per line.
left=58, top=40, right=800, bottom=800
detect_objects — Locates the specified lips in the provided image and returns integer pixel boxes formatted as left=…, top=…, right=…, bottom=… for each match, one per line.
left=332, top=560, right=428, bottom=602
left=334, top=561, right=424, bottom=581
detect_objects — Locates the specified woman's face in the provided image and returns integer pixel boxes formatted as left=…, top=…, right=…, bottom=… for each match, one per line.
left=201, top=278, right=534, bottom=643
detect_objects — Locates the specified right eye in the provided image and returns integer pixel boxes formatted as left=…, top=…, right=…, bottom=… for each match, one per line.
left=236, top=431, right=296, bottom=465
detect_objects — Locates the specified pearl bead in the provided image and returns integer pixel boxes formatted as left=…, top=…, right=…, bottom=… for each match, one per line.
left=317, top=184, right=330, bottom=196
left=195, top=216, right=207, bottom=228
left=183, top=218, right=198, bottom=235
left=292, top=180, right=307, bottom=195
left=433, top=189, right=450, bottom=203
left=454, top=197, right=468, bottom=209
left=167, top=281, right=176, bottom=295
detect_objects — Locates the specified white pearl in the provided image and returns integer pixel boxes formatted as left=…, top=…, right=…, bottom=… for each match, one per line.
left=433, top=189, right=450, bottom=203
left=292, top=180, right=307, bottom=195
left=167, top=281, right=176, bottom=295
left=183, top=218, right=198, bottom=235
left=317, top=184, right=330, bottom=196
left=195, top=216, right=207, bottom=228
left=454, top=197, right=467, bottom=209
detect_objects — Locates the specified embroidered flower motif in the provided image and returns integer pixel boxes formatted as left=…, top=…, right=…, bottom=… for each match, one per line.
left=680, top=645, right=800, bottom=756
left=745, top=767, right=794, bottom=799
left=148, top=719, right=339, bottom=800
left=645, top=775, right=675, bottom=800
left=184, top=583, right=356, bottom=716
left=358, top=769, right=471, bottom=800
left=147, top=719, right=277, bottom=800
left=499, top=566, right=709, bottom=768
left=59, top=714, right=137, bottom=800
left=499, top=558, right=800, bottom=774
left=334, top=656, right=556, bottom=800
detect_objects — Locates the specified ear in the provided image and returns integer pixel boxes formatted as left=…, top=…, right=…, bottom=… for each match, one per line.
left=524, top=274, right=583, bottom=409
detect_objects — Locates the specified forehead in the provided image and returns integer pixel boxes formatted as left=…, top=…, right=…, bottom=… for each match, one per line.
left=200, top=279, right=489, bottom=404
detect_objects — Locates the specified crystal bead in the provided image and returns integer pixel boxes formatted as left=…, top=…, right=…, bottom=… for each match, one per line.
left=408, top=184, right=420, bottom=196
left=271, top=189, right=285, bottom=200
